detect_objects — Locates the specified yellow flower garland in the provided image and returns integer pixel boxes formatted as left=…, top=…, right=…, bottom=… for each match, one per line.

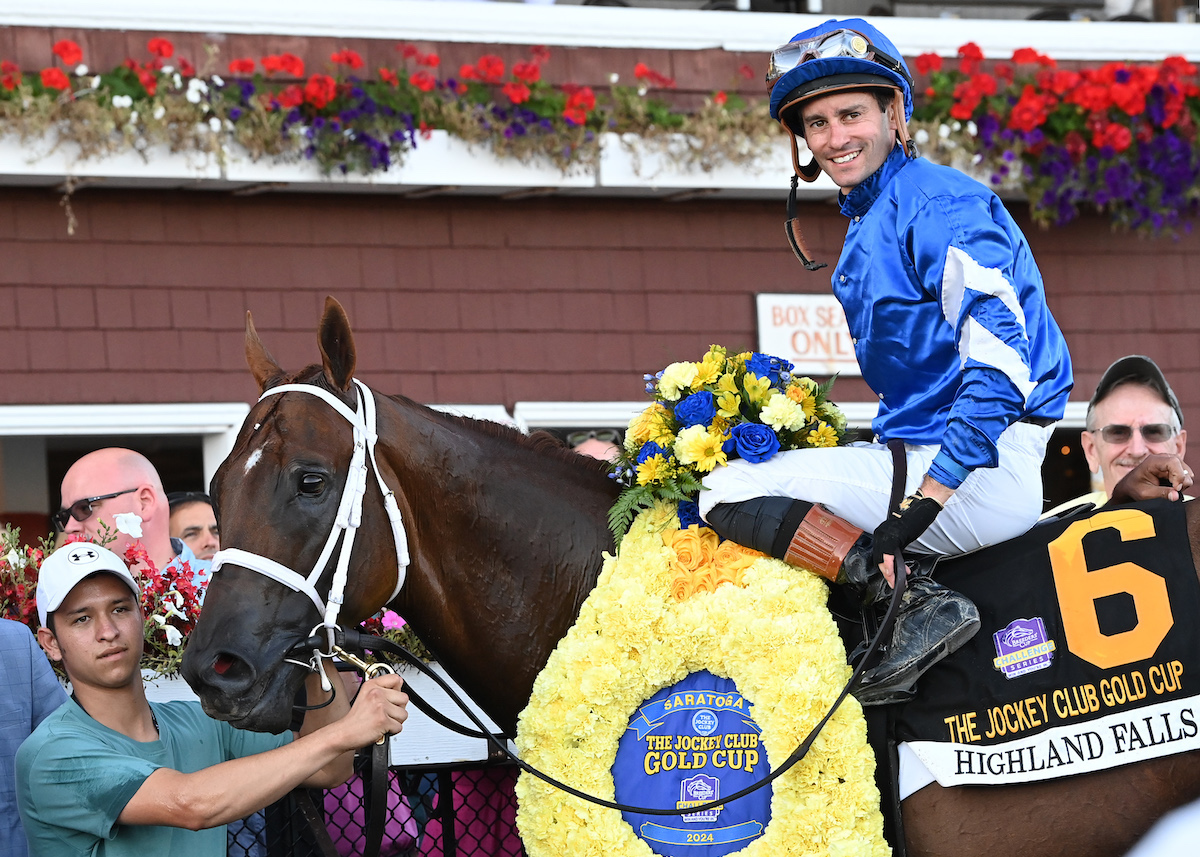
left=515, top=504, right=889, bottom=857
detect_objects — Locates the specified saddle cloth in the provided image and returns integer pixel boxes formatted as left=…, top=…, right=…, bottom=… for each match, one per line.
left=891, top=498, right=1200, bottom=794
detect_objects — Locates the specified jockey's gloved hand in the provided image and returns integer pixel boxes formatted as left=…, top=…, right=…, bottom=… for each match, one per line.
left=871, top=490, right=944, bottom=573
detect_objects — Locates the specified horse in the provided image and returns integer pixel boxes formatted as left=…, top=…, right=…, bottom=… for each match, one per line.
left=182, top=297, right=1200, bottom=857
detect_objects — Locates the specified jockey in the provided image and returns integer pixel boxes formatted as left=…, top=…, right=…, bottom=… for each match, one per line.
left=699, top=19, right=1074, bottom=705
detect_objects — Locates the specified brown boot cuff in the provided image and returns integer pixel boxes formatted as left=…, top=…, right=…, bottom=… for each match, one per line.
left=783, top=506, right=864, bottom=582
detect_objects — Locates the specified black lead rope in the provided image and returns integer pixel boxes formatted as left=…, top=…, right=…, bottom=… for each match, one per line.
left=319, top=572, right=909, bottom=818
left=295, top=440, right=912, bottom=842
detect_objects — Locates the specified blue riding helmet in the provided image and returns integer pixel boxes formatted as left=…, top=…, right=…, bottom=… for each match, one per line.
left=767, top=18, right=914, bottom=129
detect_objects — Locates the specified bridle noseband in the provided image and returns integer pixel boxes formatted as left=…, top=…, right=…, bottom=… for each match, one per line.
left=209, top=378, right=410, bottom=687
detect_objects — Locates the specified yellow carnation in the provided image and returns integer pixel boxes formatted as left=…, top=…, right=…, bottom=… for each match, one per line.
left=657, top=361, right=698, bottom=401
left=787, top=387, right=818, bottom=421
left=819, top=401, right=848, bottom=432
left=674, top=425, right=728, bottom=473
left=761, top=392, right=807, bottom=432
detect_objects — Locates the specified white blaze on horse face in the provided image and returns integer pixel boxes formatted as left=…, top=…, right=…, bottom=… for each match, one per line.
left=244, top=447, right=263, bottom=474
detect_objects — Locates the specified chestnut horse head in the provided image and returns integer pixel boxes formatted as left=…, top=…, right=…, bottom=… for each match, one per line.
left=181, top=297, right=618, bottom=733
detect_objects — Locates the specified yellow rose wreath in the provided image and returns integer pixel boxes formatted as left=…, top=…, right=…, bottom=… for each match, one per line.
left=515, top=503, right=889, bottom=857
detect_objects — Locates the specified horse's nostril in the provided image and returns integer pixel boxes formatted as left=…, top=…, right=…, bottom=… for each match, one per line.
left=213, top=653, right=237, bottom=675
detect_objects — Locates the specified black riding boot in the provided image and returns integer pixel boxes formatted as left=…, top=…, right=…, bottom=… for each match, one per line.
left=707, top=499, right=980, bottom=706
left=842, top=542, right=980, bottom=706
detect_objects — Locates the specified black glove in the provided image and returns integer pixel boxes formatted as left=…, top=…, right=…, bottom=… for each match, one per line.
left=871, top=490, right=943, bottom=570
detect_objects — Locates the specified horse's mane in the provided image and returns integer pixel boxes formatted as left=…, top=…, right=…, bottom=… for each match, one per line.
left=275, top=365, right=614, bottom=476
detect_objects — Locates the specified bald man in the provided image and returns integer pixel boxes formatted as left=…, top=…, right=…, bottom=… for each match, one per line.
left=57, top=448, right=211, bottom=586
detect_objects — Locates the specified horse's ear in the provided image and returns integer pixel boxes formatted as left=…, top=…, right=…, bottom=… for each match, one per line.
left=318, top=296, right=356, bottom=392
left=245, top=311, right=283, bottom=393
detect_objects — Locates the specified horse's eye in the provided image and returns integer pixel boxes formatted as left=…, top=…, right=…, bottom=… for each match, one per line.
left=299, top=473, right=326, bottom=496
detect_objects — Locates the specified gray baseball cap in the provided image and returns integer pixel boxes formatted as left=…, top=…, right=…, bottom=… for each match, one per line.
left=1088, top=355, right=1184, bottom=428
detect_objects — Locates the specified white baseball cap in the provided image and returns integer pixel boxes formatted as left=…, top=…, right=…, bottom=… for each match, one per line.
left=37, top=543, right=141, bottom=627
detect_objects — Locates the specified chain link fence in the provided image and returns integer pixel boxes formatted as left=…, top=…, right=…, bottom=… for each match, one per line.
left=227, top=762, right=525, bottom=857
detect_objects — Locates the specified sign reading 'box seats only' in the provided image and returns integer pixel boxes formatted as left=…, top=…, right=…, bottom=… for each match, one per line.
left=755, top=294, right=860, bottom=377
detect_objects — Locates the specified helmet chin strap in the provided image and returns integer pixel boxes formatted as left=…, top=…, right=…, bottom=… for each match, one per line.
left=779, top=91, right=915, bottom=272
left=894, top=90, right=918, bottom=159
left=782, top=124, right=827, bottom=271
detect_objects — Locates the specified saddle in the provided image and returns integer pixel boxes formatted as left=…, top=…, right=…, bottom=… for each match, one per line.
left=838, top=498, right=1200, bottom=854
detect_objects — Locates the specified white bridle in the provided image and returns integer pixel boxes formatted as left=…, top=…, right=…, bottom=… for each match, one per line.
left=209, top=378, right=410, bottom=687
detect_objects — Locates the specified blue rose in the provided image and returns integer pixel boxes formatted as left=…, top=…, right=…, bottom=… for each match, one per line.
left=677, top=500, right=702, bottom=529
left=636, top=441, right=670, bottom=464
left=730, top=422, right=781, bottom=464
left=745, top=352, right=794, bottom=387
left=674, top=391, right=717, bottom=429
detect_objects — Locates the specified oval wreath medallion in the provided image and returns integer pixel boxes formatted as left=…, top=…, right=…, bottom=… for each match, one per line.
left=515, top=504, right=889, bottom=857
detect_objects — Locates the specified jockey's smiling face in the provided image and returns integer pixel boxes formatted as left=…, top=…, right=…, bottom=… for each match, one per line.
left=798, top=89, right=897, bottom=192
left=1083, top=382, right=1187, bottom=498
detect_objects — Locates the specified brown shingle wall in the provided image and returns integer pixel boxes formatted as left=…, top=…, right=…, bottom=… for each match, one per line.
left=0, top=26, right=763, bottom=106
left=0, top=185, right=1198, bottom=424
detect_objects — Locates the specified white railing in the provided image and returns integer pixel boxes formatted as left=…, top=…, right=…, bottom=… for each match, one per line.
left=0, top=130, right=840, bottom=201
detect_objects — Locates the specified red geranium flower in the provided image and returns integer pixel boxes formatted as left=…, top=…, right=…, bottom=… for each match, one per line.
left=262, top=52, right=305, bottom=78
left=418, top=53, right=440, bottom=68
left=52, top=40, right=83, bottom=67
left=275, top=84, right=304, bottom=109
left=304, top=73, right=338, bottom=109
left=562, top=85, right=595, bottom=125
left=40, top=67, right=70, bottom=91
left=229, top=57, right=256, bottom=75
left=378, top=67, right=399, bottom=87
left=502, top=81, right=530, bottom=104
left=134, top=63, right=158, bottom=97
left=957, top=41, right=985, bottom=76
left=714, top=90, right=727, bottom=106
left=633, top=62, right=676, bottom=89
left=147, top=37, right=174, bottom=59
left=1162, top=55, right=1197, bottom=77
left=1092, top=121, right=1132, bottom=152
left=399, top=44, right=419, bottom=59
left=475, top=54, right=505, bottom=83
left=1007, top=84, right=1056, bottom=133
left=1, top=61, right=21, bottom=91
left=179, top=57, right=195, bottom=77
left=915, top=53, right=942, bottom=75
left=512, top=60, right=541, bottom=84
left=1063, top=129, right=1087, bottom=162
left=530, top=45, right=551, bottom=64
left=458, top=64, right=480, bottom=82
left=738, top=64, right=755, bottom=80
left=1011, top=47, right=1055, bottom=67
left=330, top=49, right=365, bottom=70
left=410, top=70, right=436, bottom=92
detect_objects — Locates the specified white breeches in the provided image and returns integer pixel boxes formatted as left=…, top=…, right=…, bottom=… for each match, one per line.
left=698, top=421, right=1056, bottom=558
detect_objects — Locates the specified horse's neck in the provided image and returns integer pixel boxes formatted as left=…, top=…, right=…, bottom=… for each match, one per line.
left=378, top=401, right=617, bottom=731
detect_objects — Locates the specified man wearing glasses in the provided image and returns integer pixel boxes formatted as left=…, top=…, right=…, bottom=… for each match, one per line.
left=56, top=448, right=211, bottom=587
left=701, top=18, right=1073, bottom=704
left=1076, top=355, right=1188, bottom=508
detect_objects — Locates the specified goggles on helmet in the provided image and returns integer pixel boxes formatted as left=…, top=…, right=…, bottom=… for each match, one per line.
left=765, top=29, right=911, bottom=94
